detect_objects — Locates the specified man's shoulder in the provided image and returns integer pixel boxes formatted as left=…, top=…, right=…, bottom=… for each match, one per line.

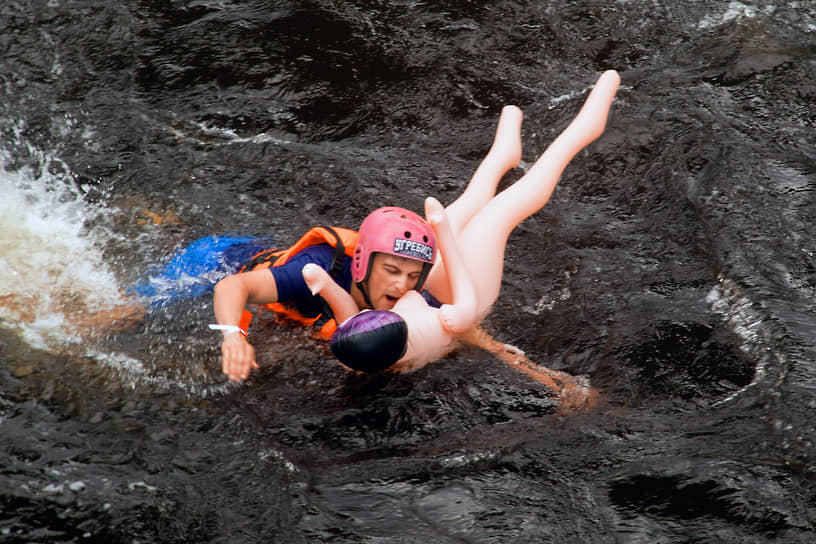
left=288, top=244, right=339, bottom=265
left=271, top=243, right=352, bottom=302
left=278, top=244, right=352, bottom=276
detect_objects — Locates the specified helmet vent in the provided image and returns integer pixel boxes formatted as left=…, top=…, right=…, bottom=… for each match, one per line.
left=404, top=231, right=411, bottom=238
left=422, top=235, right=429, bottom=243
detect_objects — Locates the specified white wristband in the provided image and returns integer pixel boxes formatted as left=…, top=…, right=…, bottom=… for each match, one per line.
left=208, top=324, right=248, bottom=337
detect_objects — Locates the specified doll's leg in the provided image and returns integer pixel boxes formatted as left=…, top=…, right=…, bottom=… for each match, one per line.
left=444, top=105, right=524, bottom=235
left=458, top=71, right=620, bottom=314
left=424, top=105, right=523, bottom=302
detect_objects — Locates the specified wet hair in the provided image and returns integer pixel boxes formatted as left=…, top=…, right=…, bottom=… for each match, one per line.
left=330, top=310, right=408, bottom=373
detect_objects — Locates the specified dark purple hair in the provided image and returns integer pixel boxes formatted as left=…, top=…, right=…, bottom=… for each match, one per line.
left=330, top=310, right=408, bottom=373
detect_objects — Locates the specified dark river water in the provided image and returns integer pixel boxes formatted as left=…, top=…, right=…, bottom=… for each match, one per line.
left=2, top=1, right=816, bottom=542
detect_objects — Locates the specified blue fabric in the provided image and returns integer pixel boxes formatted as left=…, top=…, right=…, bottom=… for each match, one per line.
left=270, top=245, right=353, bottom=318
left=421, top=289, right=443, bottom=309
left=131, top=235, right=268, bottom=306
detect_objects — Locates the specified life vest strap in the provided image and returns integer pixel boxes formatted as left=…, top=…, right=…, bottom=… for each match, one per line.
left=237, top=226, right=358, bottom=338
left=237, top=248, right=282, bottom=273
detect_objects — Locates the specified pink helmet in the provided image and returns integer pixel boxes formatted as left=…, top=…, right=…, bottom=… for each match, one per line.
left=352, top=206, right=437, bottom=289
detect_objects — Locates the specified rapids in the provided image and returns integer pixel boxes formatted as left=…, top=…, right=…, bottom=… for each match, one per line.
left=1, top=1, right=815, bottom=542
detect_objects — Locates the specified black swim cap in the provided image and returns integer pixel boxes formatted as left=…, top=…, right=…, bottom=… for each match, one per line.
left=330, top=310, right=408, bottom=373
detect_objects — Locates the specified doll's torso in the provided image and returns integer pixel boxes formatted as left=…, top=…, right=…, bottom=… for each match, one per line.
left=390, top=290, right=457, bottom=372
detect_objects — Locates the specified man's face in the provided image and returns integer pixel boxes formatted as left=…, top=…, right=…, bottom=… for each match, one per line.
left=365, top=253, right=425, bottom=310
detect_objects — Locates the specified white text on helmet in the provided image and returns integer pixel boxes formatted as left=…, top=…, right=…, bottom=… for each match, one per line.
left=393, top=238, right=433, bottom=262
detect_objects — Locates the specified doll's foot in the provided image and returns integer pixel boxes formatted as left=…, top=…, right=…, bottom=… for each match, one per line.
left=489, top=105, right=523, bottom=170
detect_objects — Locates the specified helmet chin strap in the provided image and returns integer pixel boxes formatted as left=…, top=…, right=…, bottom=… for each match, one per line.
left=414, top=262, right=432, bottom=292
left=356, top=281, right=375, bottom=309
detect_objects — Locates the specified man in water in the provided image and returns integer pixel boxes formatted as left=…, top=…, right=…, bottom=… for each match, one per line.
left=212, top=209, right=438, bottom=382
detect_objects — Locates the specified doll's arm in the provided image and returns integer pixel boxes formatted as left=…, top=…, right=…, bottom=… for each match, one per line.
left=425, top=197, right=478, bottom=333
left=302, top=263, right=360, bottom=323
left=459, top=327, right=597, bottom=412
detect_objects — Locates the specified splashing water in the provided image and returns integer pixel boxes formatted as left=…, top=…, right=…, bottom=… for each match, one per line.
left=0, top=135, right=130, bottom=350
left=0, top=121, right=268, bottom=394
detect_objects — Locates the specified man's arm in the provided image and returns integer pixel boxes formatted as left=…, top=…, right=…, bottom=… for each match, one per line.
left=213, top=268, right=279, bottom=381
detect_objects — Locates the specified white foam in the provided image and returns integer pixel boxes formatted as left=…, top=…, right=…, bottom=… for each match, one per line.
left=706, top=275, right=786, bottom=406
left=698, top=1, right=776, bottom=29
left=0, top=126, right=224, bottom=395
left=0, top=138, right=127, bottom=348
left=1, top=139, right=237, bottom=396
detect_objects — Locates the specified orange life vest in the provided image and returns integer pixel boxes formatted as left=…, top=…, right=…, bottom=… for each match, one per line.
left=238, top=226, right=358, bottom=340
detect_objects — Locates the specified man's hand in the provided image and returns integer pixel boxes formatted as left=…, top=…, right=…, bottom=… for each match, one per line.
left=221, top=333, right=258, bottom=382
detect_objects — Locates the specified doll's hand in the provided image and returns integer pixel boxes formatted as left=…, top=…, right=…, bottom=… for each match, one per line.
left=302, top=263, right=332, bottom=295
left=439, top=303, right=473, bottom=334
